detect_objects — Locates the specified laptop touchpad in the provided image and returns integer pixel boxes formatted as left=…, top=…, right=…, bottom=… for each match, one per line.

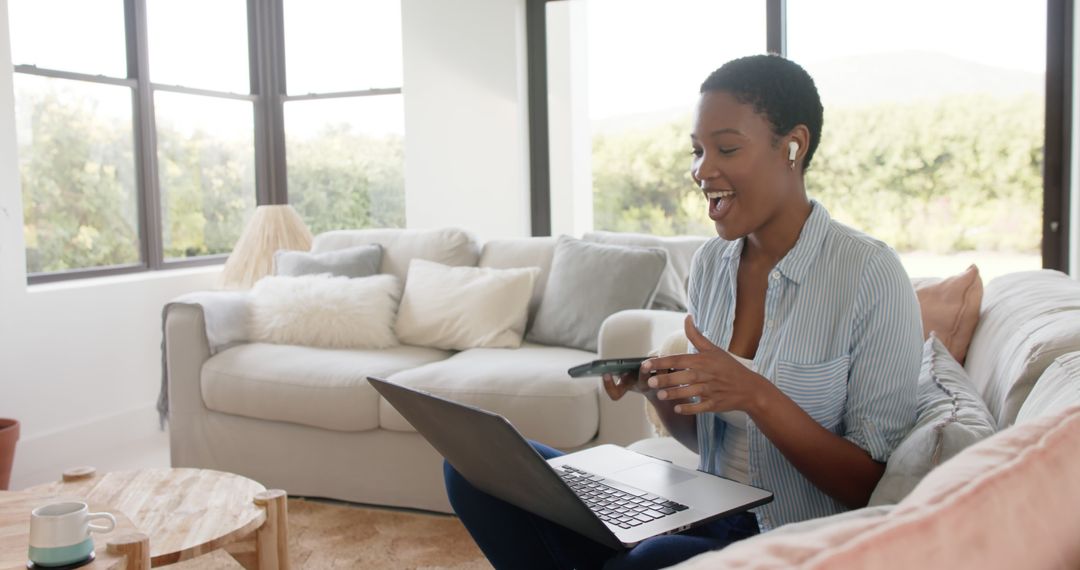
left=616, top=463, right=696, bottom=488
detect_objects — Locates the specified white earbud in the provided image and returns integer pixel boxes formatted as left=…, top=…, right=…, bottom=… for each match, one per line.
left=788, top=141, right=799, bottom=161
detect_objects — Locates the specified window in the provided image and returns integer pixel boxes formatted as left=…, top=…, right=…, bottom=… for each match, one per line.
left=283, top=0, right=405, bottom=235
left=586, top=0, right=766, bottom=237
left=10, top=0, right=404, bottom=282
left=788, top=0, right=1046, bottom=281
left=544, top=1, right=1070, bottom=277
left=12, top=0, right=139, bottom=275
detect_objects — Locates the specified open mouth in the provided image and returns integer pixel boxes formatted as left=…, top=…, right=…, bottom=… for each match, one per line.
left=705, top=190, right=735, bottom=218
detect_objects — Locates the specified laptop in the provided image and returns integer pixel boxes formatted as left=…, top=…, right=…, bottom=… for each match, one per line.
left=368, top=376, right=773, bottom=549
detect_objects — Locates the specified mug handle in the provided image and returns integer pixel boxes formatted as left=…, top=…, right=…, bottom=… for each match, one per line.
left=87, top=511, right=116, bottom=534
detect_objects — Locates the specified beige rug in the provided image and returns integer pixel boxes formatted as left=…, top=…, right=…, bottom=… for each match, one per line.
left=227, top=498, right=491, bottom=569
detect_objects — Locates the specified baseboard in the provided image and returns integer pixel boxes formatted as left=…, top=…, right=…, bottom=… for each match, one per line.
left=8, top=405, right=170, bottom=490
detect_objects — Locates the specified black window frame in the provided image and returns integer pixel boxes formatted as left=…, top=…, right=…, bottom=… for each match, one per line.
left=530, top=0, right=1074, bottom=271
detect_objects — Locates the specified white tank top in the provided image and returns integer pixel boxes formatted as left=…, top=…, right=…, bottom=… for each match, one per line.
left=718, top=353, right=753, bottom=485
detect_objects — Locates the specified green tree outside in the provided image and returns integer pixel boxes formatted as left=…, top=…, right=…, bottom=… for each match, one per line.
left=17, top=82, right=405, bottom=274
left=592, top=93, right=1043, bottom=256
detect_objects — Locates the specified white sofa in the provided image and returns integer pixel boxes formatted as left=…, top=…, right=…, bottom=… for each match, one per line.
left=600, top=269, right=1080, bottom=568
left=162, top=227, right=707, bottom=513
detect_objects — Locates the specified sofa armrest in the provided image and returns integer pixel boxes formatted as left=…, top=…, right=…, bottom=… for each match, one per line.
left=594, top=309, right=687, bottom=446
left=597, top=309, right=687, bottom=359
left=163, top=291, right=251, bottom=416
left=164, top=303, right=214, bottom=417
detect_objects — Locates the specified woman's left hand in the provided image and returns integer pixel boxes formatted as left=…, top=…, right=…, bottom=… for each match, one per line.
left=643, top=315, right=775, bottom=415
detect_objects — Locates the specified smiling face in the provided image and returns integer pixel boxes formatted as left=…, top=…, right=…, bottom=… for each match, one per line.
left=690, top=90, right=805, bottom=243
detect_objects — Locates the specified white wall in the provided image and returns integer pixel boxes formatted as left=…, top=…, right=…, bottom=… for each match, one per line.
left=546, top=0, right=593, bottom=238
left=1, top=0, right=541, bottom=488
left=0, top=0, right=221, bottom=489
left=401, top=0, right=533, bottom=241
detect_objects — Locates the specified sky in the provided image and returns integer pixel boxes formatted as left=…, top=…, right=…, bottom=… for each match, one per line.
left=586, top=0, right=1047, bottom=120
left=9, top=0, right=1048, bottom=133
left=9, top=0, right=404, bottom=140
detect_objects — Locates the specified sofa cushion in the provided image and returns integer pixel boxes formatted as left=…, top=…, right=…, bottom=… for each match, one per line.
left=394, top=260, right=540, bottom=350
left=310, top=227, right=480, bottom=282
left=582, top=231, right=707, bottom=312
left=1016, top=351, right=1080, bottom=424
left=250, top=274, right=401, bottom=350
left=478, top=237, right=557, bottom=328
left=671, top=404, right=1080, bottom=570
left=868, top=334, right=996, bottom=506
left=273, top=243, right=383, bottom=278
left=526, top=236, right=668, bottom=352
left=380, top=343, right=599, bottom=448
left=202, top=342, right=451, bottom=432
left=964, top=270, right=1080, bottom=427
left=911, top=264, right=982, bottom=364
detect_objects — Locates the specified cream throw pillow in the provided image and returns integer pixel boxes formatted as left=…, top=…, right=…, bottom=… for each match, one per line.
left=250, top=274, right=401, bottom=349
left=395, top=259, right=540, bottom=350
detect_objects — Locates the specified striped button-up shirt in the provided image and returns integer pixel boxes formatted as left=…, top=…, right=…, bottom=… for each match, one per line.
left=690, top=201, right=922, bottom=531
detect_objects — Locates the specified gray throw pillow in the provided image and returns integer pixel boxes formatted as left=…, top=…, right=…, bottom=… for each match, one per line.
left=273, top=244, right=383, bottom=278
left=526, top=235, right=667, bottom=352
left=867, top=334, right=996, bottom=506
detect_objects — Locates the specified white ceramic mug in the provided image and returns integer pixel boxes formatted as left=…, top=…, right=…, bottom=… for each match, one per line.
left=28, top=501, right=116, bottom=567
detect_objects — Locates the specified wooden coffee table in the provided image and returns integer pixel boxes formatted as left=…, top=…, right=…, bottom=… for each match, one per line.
left=23, top=467, right=288, bottom=569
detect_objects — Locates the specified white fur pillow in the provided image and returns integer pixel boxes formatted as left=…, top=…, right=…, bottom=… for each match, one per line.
left=395, top=259, right=540, bottom=350
left=251, top=274, right=401, bottom=349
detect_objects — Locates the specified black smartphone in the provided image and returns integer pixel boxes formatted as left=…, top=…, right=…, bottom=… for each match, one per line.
left=567, top=357, right=648, bottom=378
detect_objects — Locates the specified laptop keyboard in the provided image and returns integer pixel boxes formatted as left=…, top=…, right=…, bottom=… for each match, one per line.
left=557, top=465, right=689, bottom=529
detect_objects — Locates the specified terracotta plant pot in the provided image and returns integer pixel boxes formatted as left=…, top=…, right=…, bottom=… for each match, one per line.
left=0, top=418, right=19, bottom=490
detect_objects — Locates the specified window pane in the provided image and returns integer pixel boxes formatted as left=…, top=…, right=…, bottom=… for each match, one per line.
left=588, top=0, right=766, bottom=236
left=15, top=75, right=140, bottom=273
left=285, top=95, right=405, bottom=233
left=788, top=0, right=1045, bottom=281
left=283, top=0, right=403, bottom=94
left=147, top=0, right=249, bottom=93
left=154, top=92, right=256, bottom=260
left=9, top=0, right=126, bottom=77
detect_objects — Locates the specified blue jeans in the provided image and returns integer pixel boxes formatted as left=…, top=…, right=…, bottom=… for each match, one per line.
left=444, top=441, right=760, bottom=570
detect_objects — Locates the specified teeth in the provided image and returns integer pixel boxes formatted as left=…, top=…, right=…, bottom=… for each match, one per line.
left=705, top=191, right=735, bottom=200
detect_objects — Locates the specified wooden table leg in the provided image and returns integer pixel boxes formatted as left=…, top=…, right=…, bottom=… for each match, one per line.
left=253, top=489, right=289, bottom=570
left=107, top=532, right=150, bottom=570
left=62, top=466, right=97, bottom=482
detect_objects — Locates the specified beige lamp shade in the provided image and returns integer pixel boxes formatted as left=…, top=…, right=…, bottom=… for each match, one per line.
left=221, top=204, right=314, bottom=289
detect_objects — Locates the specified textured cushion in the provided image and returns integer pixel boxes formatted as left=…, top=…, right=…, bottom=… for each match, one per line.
left=527, top=235, right=668, bottom=352
left=582, top=232, right=707, bottom=312
left=478, top=237, right=558, bottom=327
left=311, top=227, right=480, bottom=281
left=672, top=405, right=1080, bottom=570
left=250, top=274, right=401, bottom=349
left=273, top=243, right=382, bottom=278
left=380, top=343, right=599, bottom=448
left=394, top=260, right=540, bottom=350
left=912, top=264, right=982, bottom=364
left=964, top=270, right=1080, bottom=427
left=868, top=334, right=996, bottom=506
left=202, top=342, right=450, bottom=432
left=1016, top=351, right=1080, bottom=424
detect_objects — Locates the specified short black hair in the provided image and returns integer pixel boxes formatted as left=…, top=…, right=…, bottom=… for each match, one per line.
left=700, top=54, right=823, bottom=172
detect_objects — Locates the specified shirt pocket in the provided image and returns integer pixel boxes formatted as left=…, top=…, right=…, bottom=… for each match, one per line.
left=774, top=356, right=850, bottom=430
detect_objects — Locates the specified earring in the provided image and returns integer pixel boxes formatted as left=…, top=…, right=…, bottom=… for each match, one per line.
left=789, top=159, right=796, bottom=170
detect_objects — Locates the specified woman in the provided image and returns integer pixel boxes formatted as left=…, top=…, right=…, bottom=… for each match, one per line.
left=444, top=54, right=922, bottom=570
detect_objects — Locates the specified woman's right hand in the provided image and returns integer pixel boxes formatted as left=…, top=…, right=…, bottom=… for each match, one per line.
left=602, top=370, right=651, bottom=401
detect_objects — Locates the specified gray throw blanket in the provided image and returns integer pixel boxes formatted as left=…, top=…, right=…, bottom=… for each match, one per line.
left=158, top=290, right=252, bottom=428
